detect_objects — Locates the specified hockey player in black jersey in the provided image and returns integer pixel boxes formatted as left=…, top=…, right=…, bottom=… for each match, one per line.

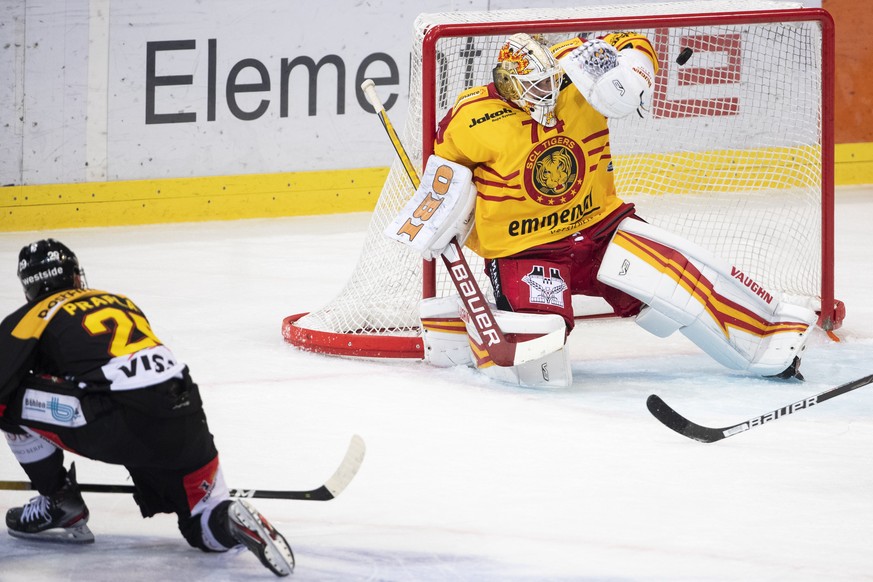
left=0, top=239, right=295, bottom=577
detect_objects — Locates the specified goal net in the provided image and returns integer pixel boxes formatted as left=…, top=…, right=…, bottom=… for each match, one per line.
left=284, top=0, right=839, bottom=359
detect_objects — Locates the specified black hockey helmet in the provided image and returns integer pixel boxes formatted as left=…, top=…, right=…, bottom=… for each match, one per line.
left=17, top=239, right=86, bottom=302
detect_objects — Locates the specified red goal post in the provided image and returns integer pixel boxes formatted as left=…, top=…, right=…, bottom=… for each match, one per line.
left=284, top=1, right=842, bottom=359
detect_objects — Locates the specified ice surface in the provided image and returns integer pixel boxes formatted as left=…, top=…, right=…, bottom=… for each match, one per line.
left=1, top=186, right=871, bottom=581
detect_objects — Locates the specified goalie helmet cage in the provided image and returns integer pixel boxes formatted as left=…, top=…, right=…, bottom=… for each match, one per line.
left=283, top=0, right=840, bottom=359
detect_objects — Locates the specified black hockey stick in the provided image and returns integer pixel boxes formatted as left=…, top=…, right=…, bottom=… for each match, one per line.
left=0, top=434, right=365, bottom=501
left=647, top=374, right=873, bottom=443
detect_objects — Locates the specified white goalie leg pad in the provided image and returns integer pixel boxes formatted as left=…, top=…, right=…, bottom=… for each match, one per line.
left=460, top=302, right=571, bottom=388
left=596, top=218, right=818, bottom=376
left=384, top=155, right=477, bottom=260
left=420, top=296, right=474, bottom=367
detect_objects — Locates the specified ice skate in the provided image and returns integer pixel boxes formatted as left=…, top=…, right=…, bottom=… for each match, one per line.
left=6, top=463, right=93, bottom=544
left=227, top=499, right=295, bottom=576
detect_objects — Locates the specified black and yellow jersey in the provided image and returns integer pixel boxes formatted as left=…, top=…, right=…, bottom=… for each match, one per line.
left=0, top=288, right=185, bottom=404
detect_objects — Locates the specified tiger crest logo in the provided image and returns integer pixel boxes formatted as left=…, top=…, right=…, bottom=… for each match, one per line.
left=523, top=136, right=585, bottom=205
left=535, top=148, right=576, bottom=195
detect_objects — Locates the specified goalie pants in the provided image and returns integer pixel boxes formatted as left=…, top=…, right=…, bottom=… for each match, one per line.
left=486, top=203, right=643, bottom=331
left=0, top=370, right=234, bottom=551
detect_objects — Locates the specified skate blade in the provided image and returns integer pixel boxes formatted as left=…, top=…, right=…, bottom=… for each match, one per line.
left=230, top=501, right=295, bottom=576
left=8, top=521, right=95, bottom=544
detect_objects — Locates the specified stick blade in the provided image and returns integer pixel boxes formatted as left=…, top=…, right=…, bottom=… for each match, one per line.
left=229, top=434, right=366, bottom=501
left=646, top=394, right=726, bottom=443
left=506, top=326, right=567, bottom=366
left=323, top=434, right=367, bottom=499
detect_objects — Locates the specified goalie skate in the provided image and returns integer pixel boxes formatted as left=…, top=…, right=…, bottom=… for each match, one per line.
left=227, top=499, right=295, bottom=577
left=6, top=463, right=94, bottom=544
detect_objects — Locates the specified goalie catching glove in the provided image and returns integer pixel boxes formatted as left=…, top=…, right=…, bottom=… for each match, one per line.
left=384, top=155, right=477, bottom=260
left=559, top=38, right=656, bottom=118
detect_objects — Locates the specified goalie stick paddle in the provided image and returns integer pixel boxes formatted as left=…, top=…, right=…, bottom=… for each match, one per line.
left=0, top=434, right=366, bottom=501
left=647, top=374, right=873, bottom=443
left=360, top=79, right=564, bottom=367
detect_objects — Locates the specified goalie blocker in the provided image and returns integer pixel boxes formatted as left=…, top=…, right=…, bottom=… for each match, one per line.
left=385, top=154, right=571, bottom=387
left=384, top=155, right=477, bottom=260
left=597, top=218, right=817, bottom=378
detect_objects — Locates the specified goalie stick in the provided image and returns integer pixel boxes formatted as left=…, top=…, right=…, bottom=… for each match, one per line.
left=0, top=434, right=366, bottom=501
left=647, top=374, right=873, bottom=443
left=361, top=79, right=564, bottom=367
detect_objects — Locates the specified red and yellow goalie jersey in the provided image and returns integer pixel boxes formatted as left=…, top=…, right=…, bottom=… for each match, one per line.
left=433, top=33, right=658, bottom=259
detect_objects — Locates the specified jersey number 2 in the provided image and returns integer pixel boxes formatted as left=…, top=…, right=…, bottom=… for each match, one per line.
left=82, top=307, right=161, bottom=357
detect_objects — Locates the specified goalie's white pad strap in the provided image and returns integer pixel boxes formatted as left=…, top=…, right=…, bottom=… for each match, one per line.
left=597, top=219, right=817, bottom=375
left=384, top=155, right=476, bottom=260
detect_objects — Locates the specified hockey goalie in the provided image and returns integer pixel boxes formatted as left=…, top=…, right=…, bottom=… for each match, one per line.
left=384, top=32, right=817, bottom=388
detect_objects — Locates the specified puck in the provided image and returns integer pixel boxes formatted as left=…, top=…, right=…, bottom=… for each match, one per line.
left=676, top=47, right=693, bottom=65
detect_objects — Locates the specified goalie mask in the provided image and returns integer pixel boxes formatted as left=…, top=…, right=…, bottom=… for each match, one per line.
left=17, top=239, right=87, bottom=302
left=492, top=33, right=563, bottom=127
